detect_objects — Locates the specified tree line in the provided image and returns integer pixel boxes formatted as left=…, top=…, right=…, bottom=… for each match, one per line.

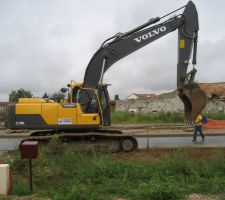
left=8, top=88, right=65, bottom=103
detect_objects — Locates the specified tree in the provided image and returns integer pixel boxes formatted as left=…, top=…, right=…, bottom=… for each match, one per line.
left=114, top=94, right=120, bottom=100
left=9, top=88, right=33, bottom=102
left=42, top=92, right=49, bottom=99
left=50, top=92, right=65, bottom=102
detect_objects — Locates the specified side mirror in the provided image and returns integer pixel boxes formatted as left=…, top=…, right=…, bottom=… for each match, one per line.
left=60, top=88, right=68, bottom=93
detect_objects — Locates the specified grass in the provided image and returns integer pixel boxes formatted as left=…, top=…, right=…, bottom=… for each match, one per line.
left=111, top=111, right=225, bottom=124
left=204, top=111, right=225, bottom=120
left=2, top=140, right=225, bottom=200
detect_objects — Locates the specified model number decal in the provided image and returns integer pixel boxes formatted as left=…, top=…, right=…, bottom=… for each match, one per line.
left=58, top=118, right=72, bottom=125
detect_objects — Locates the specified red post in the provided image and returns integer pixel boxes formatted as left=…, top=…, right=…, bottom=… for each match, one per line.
left=20, top=141, right=38, bottom=193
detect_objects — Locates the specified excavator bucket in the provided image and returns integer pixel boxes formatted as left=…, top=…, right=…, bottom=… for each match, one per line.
left=178, top=83, right=207, bottom=123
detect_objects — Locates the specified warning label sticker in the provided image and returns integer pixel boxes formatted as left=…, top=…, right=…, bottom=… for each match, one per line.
left=58, top=118, right=72, bottom=125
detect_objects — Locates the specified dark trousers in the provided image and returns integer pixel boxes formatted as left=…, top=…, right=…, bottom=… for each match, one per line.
left=193, top=125, right=204, bottom=140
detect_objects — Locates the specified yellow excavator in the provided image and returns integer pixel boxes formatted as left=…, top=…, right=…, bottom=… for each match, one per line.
left=8, top=1, right=207, bottom=151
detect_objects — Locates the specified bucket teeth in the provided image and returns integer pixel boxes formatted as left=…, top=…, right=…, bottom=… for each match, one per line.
left=179, top=83, right=207, bottom=123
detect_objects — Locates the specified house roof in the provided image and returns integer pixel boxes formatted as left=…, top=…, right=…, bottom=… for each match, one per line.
left=0, top=102, right=9, bottom=106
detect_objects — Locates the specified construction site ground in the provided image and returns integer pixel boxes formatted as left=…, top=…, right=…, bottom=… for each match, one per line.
left=1, top=125, right=225, bottom=200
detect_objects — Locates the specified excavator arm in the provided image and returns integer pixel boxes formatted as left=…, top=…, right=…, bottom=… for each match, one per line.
left=81, top=1, right=207, bottom=123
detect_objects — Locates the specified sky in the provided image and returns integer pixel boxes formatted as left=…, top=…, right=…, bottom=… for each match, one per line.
left=0, top=0, right=225, bottom=101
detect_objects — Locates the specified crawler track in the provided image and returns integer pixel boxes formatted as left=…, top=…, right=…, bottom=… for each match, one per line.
left=21, top=129, right=138, bottom=152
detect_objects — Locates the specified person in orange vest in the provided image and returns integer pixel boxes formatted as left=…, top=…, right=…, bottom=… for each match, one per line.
left=192, top=114, right=205, bottom=142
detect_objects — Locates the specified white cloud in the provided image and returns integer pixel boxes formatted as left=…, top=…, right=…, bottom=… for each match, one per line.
left=0, top=0, right=225, bottom=101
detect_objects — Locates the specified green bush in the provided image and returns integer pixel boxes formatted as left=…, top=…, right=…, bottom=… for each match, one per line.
left=145, top=180, right=182, bottom=200
left=111, top=111, right=225, bottom=124
left=13, top=179, right=31, bottom=196
left=111, top=111, right=184, bottom=123
left=203, top=111, right=225, bottom=120
left=0, top=111, right=8, bottom=128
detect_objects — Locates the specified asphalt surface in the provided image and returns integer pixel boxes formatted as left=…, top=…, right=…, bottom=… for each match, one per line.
left=136, top=135, right=225, bottom=149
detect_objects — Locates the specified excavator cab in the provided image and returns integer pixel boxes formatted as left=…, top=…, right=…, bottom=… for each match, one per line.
left=97, top=84, right=111, bottom=126
left=69, top=82, right=111, bottom=126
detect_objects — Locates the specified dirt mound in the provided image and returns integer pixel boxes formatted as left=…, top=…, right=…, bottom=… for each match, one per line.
left=198, top=82, right=225, bottom=99
left=155, top=90, right=177, bottom=99
left=152, top=82, right=225, bottom=101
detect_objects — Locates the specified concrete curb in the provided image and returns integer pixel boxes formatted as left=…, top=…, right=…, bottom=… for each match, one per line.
left=139, top=146, right=225, bottom=149
left=134, top=133, right=225, bottom=137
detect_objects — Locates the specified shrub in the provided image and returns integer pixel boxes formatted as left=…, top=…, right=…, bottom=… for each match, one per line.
left=204, top=111, right=225, bottom=120
left=7, top=146, right=225, bottom=200
left=13, top=179, right=31, bottom=196
left=0, top=111, right=8, bottom=128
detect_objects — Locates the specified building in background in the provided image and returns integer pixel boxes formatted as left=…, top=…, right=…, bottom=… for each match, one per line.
left=0, top=102, right=9, bottom=112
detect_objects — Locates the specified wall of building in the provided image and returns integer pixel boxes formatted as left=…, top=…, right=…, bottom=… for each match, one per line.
left=115, top=91, right=225, bottom=113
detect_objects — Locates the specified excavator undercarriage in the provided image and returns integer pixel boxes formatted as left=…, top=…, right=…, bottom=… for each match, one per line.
left=21, top=129, right=138, bottom=152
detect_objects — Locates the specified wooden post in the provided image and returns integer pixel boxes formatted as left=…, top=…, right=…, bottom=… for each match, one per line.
left=20, top=141, right=39, bottom=193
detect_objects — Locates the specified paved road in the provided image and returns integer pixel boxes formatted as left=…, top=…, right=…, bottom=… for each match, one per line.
left=1, top=136, right=225, bottom=151
left=0, top=138, right=22, bottom=150
left=136, top=136, right=225, bottom=149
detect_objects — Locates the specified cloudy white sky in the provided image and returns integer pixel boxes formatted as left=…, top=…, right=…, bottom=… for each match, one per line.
left=0, top=0, right=225, bottom=101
